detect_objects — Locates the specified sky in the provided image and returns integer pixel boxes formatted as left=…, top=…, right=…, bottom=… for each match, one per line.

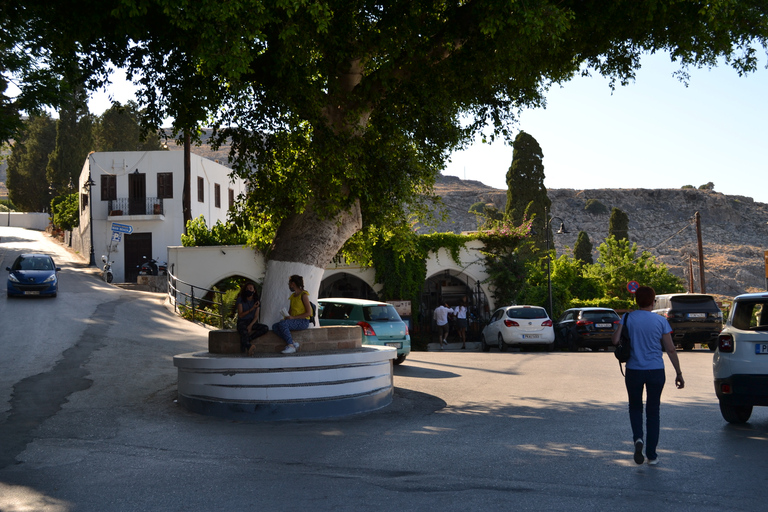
left=89, top=52, right=768, bottom=204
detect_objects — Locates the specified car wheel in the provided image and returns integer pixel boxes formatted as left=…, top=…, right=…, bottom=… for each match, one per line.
left=546, top=342, right=555, bottom=352
left=719, top=402, right=753, bottom=424
left=683, top=342, right=695, bottom=351
left=708, top=342, right=717, bottom=352
left=394, top=354, right=406, bottom=365
left=498, top=334, right=507, bottom=352
left=481, top=334, right=490, bottom=352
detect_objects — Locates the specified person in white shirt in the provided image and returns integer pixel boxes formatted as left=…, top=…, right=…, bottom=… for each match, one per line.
left=454, top=296, right=468, bottom=349
left=433, top=303, right=451, bottom=348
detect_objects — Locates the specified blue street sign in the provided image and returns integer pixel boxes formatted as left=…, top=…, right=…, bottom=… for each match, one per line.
left=111, top=222, right=133, bottom=234
left=627, top=281, right=640, bottom=293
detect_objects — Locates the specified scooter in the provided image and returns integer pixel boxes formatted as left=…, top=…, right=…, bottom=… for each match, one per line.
left=101, top=255, right=114, bottom=283
left=137, top=256, right=168, bottom=276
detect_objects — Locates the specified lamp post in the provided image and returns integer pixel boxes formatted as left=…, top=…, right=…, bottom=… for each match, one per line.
left=544, top=208, right=568, bottom=319
left=83, top=173, right=96, bottom=267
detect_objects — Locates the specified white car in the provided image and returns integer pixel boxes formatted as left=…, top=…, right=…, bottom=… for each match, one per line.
left=713, top=292, right=768, bottom=423
left=481, top=305, right=555, bottom=352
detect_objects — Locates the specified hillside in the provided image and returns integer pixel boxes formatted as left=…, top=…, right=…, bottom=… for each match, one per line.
left=427, top=175, right=768, bottom=299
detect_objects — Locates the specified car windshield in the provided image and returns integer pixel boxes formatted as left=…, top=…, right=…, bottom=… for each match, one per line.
left=583, top=311, right=619, bottom=322
left=363, top=305, right=401, bottom=322
left=13, top=256, right=53, bottom=271
left=507, top=307, right=547, bottom=320
left=731, top=300, right=768, bottom=331
left=669, top=296, right=719, bottom=312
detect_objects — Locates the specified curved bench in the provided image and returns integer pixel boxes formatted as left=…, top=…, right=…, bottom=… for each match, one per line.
left=175, top=327, right=396, bottom=421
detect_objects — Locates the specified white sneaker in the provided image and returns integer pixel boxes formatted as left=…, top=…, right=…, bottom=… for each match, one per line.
left=293, top=341, right=300, bottom=350
left=282, top=345, right=296, bottom=354
left=648, top=458, right=659, bottom=465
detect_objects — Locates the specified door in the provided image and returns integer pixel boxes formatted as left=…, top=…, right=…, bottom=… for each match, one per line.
left=128, top=172, right=147, bottom=215
left=124, top=232, right=152, bottom=282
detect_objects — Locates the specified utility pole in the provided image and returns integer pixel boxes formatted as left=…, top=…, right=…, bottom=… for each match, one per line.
left=183, top=131, right=191, bottom=235
left=695, top=211, right=706, bottom=294
left=688, top=254, right=695, bottom=293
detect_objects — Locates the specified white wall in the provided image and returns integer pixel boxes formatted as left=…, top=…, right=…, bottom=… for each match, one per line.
left=1, top=212, right=50, bottom=230
left=166, top=239, right=498, bottom=311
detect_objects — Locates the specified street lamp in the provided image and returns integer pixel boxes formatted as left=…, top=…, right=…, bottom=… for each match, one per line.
left=545, top=208, right=568, bottom=319
left=83, top=173, right=96, bottom=267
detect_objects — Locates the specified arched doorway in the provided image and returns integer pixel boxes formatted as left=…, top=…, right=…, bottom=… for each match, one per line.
left=319, top=272, right=378, bottom=300
left=420, top=270, right=489, bottom=343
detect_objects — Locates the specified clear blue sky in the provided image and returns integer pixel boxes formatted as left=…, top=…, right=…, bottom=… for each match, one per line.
left=90, top=52, right=768, bottom=203
left=443, top=52, right=768, bottom=204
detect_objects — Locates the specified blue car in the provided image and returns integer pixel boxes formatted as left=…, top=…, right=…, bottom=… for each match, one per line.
left=318, top=298, right=411, bottom=365
left=6, top=253, right=61, bottom=298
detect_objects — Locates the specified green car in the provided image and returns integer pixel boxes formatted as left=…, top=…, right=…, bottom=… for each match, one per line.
left=318, top=298, right=411, bottom=365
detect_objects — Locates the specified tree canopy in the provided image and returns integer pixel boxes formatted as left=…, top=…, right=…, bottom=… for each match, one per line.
left=5, top=0, right=768, bottom=320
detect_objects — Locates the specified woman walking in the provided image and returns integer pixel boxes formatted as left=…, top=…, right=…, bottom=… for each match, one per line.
left=611, top=285, right=684, bottom=465
left=272, top=275, right=312, bottom=354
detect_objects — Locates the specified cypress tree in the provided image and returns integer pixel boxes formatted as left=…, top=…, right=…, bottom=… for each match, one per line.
left=573, top=231, right=594, bottom=265
left=505, top=131, right=550, bottom=251
left=609, top=207, right=630, bottom=242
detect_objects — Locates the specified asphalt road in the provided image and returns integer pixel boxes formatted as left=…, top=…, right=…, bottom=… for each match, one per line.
left=1, top=226, right=768, bottom=512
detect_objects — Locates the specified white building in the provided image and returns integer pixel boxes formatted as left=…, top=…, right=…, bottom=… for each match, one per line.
left=73, top=151, right=246, bottom=282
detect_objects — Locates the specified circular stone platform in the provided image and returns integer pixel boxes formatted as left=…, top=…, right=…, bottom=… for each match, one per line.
left=173, top=346, right=396, bottom=421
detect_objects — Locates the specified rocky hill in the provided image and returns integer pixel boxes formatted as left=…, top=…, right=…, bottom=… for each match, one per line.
left=427, top=175, right=768, bottom=299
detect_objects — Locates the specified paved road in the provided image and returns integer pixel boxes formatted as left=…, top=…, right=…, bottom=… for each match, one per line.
left=1, top=227, right=768, bottom=511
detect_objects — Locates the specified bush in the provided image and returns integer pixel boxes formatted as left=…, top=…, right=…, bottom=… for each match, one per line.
left=584, top=199, right=608, bottom=214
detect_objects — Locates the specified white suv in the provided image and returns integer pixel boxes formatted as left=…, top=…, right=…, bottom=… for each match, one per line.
left=713, top=293, right=768, bottom=423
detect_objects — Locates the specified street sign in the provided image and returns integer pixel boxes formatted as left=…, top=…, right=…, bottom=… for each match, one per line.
left=111, top=232, right=122, bottom=243
left=111, top=222, right=133, bottom=234
left=627, top=281, right=640, bottom=293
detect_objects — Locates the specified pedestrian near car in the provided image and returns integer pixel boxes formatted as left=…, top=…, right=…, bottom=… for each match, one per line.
left=273, top=275, right=312, bottom=354
left=454, top=297, right=469, bottom=349
left=611, top=285, right=684, bottom=466
left=434, top=302, right=451, bottom=348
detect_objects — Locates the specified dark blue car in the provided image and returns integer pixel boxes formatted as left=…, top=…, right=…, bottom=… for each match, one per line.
left=6, top=253, right=61, bottom=298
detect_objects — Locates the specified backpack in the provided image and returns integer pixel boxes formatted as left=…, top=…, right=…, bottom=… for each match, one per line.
left=309, top=301, right=317, bottom=325
left=615, top=312, right=632, bottom=374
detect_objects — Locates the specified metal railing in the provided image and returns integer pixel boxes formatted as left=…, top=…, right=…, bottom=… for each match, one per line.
left=107, top=197, right=164, bottom=216
left=167, top=270, right=227, bottom=328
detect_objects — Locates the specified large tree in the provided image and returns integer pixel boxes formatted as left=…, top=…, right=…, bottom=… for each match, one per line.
left=93, top=101, right=163, bottom=152
left=47, top=84, right=93, bottom=193
left=505, top=131, right=550, bottom=252
left=6, top=0, right=768, bottom=323
left=6, top=114, right=56, bottom=211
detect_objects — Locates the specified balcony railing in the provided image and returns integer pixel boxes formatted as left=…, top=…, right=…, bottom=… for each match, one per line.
left=107, top=197, right=164, bottom=216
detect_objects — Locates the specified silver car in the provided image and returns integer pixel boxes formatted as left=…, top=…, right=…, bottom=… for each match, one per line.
left=481, top=305, right=555, bottom=352
left=713, top=292, right=768, bottom=423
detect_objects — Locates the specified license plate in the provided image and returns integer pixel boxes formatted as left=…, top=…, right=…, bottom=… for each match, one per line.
left=595, top=323, right=611, bottom=328
left=688, top=313, right=706, bottom=319
left=522, top=334, right=540, bottom=339
left=756, top=344, right=768, bottom=354
left=24, top=291, right=40, bottom=295
left=385, top=342, right=402, bottom=349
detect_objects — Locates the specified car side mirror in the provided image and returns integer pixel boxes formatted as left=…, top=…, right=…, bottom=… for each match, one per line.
left=56, top=267, right=61, bottom=272
left=5, top=267, right=10, bottom=271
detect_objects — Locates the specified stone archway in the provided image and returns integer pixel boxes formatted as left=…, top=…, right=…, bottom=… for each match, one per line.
left=319, top=272, right=379, bottom=300
left=420, top=269, right=490, bottom=344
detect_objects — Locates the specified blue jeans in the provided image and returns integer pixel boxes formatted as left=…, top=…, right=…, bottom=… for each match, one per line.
left=625, top=368, right=666, bottom=460
left=272, top=318, right=309, bottom=346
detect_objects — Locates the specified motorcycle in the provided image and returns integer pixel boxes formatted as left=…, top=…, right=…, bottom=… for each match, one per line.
left=137, top=256, right=168, bottom=276
left=101, top=255, right=114, bottom=283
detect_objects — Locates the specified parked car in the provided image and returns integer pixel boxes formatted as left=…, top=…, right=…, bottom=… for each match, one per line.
left=554, top=307, right=621, bottom=351
left=481, top=305, right=555, bottom=352
left=652, top=293, right=722, bottom=351
left=318, top=298, right=411, bottom=365
left=6, top=253, right=61, bottom=298
left=713, top=292, right=768, bottom=423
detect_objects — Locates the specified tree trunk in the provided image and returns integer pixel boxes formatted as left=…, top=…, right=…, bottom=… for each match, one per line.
left=259, top=201, right=362, bottom=327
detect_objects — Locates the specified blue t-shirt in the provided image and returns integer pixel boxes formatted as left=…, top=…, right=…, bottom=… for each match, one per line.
left=236, top=296, right=257, bottom=322
left=621, top=310, right=672, bottom=370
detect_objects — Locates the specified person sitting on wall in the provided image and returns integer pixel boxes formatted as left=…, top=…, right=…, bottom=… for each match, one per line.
left=272, top=274, right=312, bottom=354
left=236, top=282, right=268, bottom=354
